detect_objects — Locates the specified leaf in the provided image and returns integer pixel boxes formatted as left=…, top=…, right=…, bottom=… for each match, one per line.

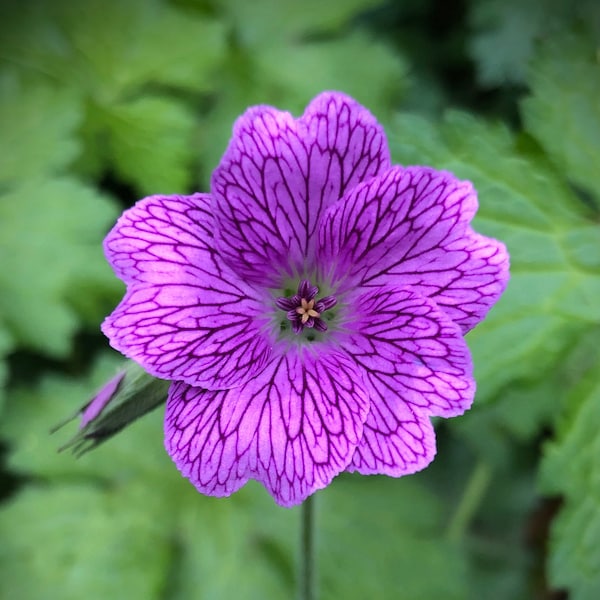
left=547, top=496, right=600, bottom=600
left=456, top=325, right=598, bottom=453
left=101, top=97, right=198, bottom=195
left=521, top=33, right=600, bottom=203
left=389, top=111, right=600, bottom=401
left=318, top=476, right=468, bottom=600
left=539, top=336, right=600, bottom=599
left=467, top=0, right=600, bottom=86
left=0, top=0, right=226, bottom=99
left=468, top=0, right=544, bottom=86
left=257, top=31, right=407, bottom=118
left=0, top=0, right=226, bottom=194
left=221, top=0, right=385, bottom=41
left=0, top=484, right=174, bottom=600
left=0, top=74, right=83, bottom=185
left=0, top=178, right=121, bottom=356
left=1, top=353, right=471, bottom=599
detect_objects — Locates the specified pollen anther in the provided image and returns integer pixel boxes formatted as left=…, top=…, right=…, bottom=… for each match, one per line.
left=296, top=298, right=321, bottom=323
left=276, top=279, right=336, bottom=335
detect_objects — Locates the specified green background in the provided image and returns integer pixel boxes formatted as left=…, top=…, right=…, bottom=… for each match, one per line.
left=1, top=0, right=599, bottom=598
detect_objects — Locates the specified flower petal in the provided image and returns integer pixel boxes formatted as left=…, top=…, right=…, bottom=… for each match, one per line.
left=338, top=286, right=475, bottom=419
left=104, top=193, right=215, bottom=285
left=340, top=286, right=472, bottom=476
left=102, top=194, right=273, bottom=389
left=318, top=166, right=509, bottom=332
left=211, top=91, right=390, bottom=286
left=347, top=397, right=436, bottom=476
left=164, top=347, right=371, bottom=507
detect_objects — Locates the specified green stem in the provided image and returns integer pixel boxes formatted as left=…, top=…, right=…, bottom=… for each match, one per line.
left=446, top=460, right=492, bottom=543
left=299, top=493, right=315, bottom=600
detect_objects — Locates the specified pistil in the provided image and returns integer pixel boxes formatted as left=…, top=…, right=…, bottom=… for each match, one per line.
left=276, top=280, right=337, bottom=335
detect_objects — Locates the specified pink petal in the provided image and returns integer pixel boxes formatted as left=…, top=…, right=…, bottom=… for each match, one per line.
left=339, top=286, right=475, bottom=419
left=102, top=194, right=273, bottom=389
left=105, top=193, right=214, bottom=286
left=348, top=396, right=436, bottom=476
left=164, top=347, right=371, bottom=507
left=317, top=166, right=509, bottom=332
left=211, top=91, right=390, bottom=286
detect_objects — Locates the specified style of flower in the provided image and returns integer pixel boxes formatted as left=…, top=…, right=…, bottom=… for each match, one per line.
left=102, top=92, right=509, bottom=507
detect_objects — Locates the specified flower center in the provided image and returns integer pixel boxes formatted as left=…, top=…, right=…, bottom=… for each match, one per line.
left=275, top=279, right=337, bottom=335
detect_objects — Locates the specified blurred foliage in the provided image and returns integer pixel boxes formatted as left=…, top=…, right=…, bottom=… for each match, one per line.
left=468, top=0, right=600, bottom=86
left=0, top=0, right=599, bottom=598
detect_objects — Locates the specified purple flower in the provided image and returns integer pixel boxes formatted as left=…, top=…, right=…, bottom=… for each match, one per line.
left=102, top=92, right=509, bottom=507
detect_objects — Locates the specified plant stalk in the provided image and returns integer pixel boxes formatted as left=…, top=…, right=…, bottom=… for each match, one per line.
left=299, top=493, right=315, bottom=600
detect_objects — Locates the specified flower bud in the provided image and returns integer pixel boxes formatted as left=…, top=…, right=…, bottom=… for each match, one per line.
left=54, top=361, right=169, bottom=456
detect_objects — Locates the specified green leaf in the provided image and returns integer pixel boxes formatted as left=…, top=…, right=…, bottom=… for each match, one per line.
left=0, top=178, right=120, bottom=356
left=0, top=484, right=174, bottom=600
left=539, top=334, right=600, bottom=599
left=0, top=74, right=82, bottom=185
left=257, top=31, right=407, bottom=119
left=521, top=33, right=600, bottom=203
left=467, top=0, right=600, bottom=86
left=0, top=0, right=226, bottom=194
left=389, top=111, right=600, bottom=401
left=0, top=353, right=294, bottom=599
left=0, top=0, right=226, bottom=99
left=221, top=0, right=385, bottom=41
left=547, top=496, right=600, bottom=600
left=101, top=97, right=197, bottom=195
left=468, top=0, right=544, bottom=86
left=318, top=476, right=468, bottom=600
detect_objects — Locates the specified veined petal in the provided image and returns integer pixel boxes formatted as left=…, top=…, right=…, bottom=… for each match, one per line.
left=339, top=286, right=475, bottom=419
left=102, top=194, right=273, bottom=389
left=340, top=286, right=473, bottom=476
left=104, top=193, right=216, bottom=285
left=348, top=397, right=436, bottom=477
left=164, top=347, right=371, bottom=507
left=211, top=91, right=390, bottom=286
left=318, top=166, right=509, bottom=332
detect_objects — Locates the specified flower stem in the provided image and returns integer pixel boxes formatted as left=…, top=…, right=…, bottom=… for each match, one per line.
left=446, top=460, right=492, bottom=543
left=299, top=493, right=316, bottom=600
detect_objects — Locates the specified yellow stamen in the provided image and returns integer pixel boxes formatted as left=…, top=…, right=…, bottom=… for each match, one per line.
left=295, top=298, right=321, bottom=323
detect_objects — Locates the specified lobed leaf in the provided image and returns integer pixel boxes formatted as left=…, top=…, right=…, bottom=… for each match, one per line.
left=219, top=0, right=385, bottom=42
left=0, top=178, right=121, bottom=356
left=0, top=0, right=226, bottom=99
left=522, top=33, right=600, bottom=204
left=539, top=339, right=600, bottom=599
left=0, top=74, right=82, bottom=185
left=101, top=97, right=197, bottom=195
left=0, top=0, right=225, bottom=195
left=467, top=0, right=599, bottom=86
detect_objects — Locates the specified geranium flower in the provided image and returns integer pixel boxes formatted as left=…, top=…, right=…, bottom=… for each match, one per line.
left=102, top=92, right=509, bottom=507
